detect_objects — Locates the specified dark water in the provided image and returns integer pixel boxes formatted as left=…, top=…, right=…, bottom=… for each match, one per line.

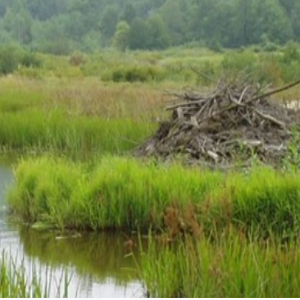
left=0, top=162, right=144, bottom=298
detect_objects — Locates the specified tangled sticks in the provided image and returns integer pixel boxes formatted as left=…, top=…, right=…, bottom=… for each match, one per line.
left=138, top=78, right=300, bottom=167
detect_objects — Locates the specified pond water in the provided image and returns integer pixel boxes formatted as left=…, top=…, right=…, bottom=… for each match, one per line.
left=0, top=162, right=144, bottom=298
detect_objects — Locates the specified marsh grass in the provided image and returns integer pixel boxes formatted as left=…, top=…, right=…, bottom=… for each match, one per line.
left=8, top=156, right=300, bottom=239
left=0, top=77, right=167, bottom=156
left=0, top=109, right=155, bottom=157
left=0, top=251, right=70, bottom=298
left=139, top=232, right=300, bottom=297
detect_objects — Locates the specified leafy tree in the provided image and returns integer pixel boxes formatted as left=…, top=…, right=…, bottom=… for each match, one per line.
left=113, top=21, right=130, bottom=51
left=159, top=0, right=186, bottom=45
left=147, top=15, right=170, bottom=49
left=0, top=0, right=298, bottom=52
left=128, top=18, right=150, bottom=50
left=120, top=3, right=136, bottom=25
left=101, top=6, right=119, bottom=40
left=0, top=46, right=19, bottom=74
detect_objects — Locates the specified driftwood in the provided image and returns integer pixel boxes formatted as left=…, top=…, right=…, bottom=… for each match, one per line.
left=137, top=77, right=300, bottom=167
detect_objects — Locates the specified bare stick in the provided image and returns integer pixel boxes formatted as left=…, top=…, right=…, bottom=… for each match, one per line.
left=199, top=78, right=300, bottom=125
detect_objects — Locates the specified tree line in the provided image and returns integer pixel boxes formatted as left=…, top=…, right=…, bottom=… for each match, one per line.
left=0, top=0, right=299, bottom=54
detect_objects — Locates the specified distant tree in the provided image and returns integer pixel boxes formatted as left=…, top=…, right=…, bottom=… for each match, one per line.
left=147, top=15, right=170, bottom=49
left=0, top=0, right=296, bottom=52
left=128, top=18, right=150, bottom=50
left=250, top=0, right=293, bottom=44
left=120, top=3, right=136, bottom=25
left=113, top=21, right=130, bottom=51
left=3, top=4, right=32, bottom=45
left=101, top=6, right=119, bottom=40
left=64, top=11, right=88, bottom=41
left=83, top=30, right=103, bottom=52
left=291, top=2, right=300, bottom=41
left=159, top=0, right=186, bottom=45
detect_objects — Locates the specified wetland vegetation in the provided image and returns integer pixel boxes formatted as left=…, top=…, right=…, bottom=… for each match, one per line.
left=2, top=46, right=300, bottom=297
left=1, top=1, right=300, bottom=296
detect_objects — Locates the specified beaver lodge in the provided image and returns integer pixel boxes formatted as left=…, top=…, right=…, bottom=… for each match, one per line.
left=138, top=77, right=300, bottom=168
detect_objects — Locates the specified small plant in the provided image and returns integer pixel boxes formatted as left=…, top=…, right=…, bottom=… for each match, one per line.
left=69, top=52, right=86, bottom=67
left=0, top=251, right=70, bottom=298
left=283, top=128, right=300, bottom=171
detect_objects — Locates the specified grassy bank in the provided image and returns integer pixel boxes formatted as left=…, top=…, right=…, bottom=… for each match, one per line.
left=8, top=155, right=300, bottom=238
left=140, top=233, right=300, bottom=297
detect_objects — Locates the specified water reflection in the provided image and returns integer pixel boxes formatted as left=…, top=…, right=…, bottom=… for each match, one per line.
left=17, top=227, right=140, bottom=284
left=0, top=162, right=144, bottom=298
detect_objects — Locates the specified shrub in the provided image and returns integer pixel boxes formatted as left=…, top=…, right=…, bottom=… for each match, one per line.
left=103, top=65, right=164, bottom=83
left=20, top=52, right=42, bottom=68
left=221, top=50, right=257, bottom=79
left=0, top=46, right=19, bottom=75
left=69, top=52, right=86, bottom=67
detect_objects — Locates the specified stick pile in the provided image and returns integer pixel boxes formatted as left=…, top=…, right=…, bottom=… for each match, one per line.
left=138, top=78, right=300, bottom=167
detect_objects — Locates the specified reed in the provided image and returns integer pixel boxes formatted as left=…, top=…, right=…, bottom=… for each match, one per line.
left=0, top=109, right=155, bottom=157
left=8, top=155, right=300, bottom=238
left=0, top=251, right=69, bottom=298
left=139, top=232, right=300, bottom=297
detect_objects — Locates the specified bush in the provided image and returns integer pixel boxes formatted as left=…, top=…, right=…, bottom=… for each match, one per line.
left=0, top=47, right=42, bottom=75
left=222, top=50, right=257, bottom=77
left=103, top=65, right=164, bottom=83
left=69, top=52, right=86, bottom=67
left=282, top=41, right=300, bottom=64
left=0, top=46, right=19, bottom=75
left=20, top=52, right=42, bottom=68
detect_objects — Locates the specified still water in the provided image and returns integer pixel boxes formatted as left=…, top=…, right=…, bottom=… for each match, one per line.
left=0, top=162, right=144, bottom=298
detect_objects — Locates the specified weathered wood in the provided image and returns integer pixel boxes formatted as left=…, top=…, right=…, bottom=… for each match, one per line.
left=137, top=77, right=300, bottom=167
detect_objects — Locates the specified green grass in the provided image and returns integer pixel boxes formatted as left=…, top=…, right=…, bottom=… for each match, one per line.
left=8, top=156, right=222, bottom=230
left=139, top=232, right=300, bottom=297
left=0, top=251, right=70, bottom=298
left=8, top=155, right=300, bottom=238
left=0, top=109, right=155, bottom=157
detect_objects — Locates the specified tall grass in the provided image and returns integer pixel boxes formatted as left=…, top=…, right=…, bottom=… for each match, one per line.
left=0, top=251, right=69, bottom=298
left=139, top=233, right=300, bottom=297
left=8, top=155, right=300, bottom=238
left=8, top=156, right=222, bottom=230
left=0, top=109, right=155, bottom=157
left=0, top=77, right=165, bottom=156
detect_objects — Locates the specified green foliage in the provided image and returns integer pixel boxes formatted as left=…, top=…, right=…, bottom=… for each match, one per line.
left=221, top=50, right=257, bottom=79
left=8, top=156, right=223, bottom=230
left=8, top=156, right=300, bottom=239
left=103, top=65, right=164, bottom=83
left=282, top=41, right=300, bottom=63
left=0, top=109, right=155, bottom=157
left=68, top=52, right=86, bottom=67
left=20, top=51, right=42, bottom=68
left=0, top=0, right=298, bottom=52
left=0, top=46, right=41, bottom=75
left=140, top=234, right=300, bottom=297
left=0, top=46, right=19, bottom=75
left=113, top=21, right=130, bottom=51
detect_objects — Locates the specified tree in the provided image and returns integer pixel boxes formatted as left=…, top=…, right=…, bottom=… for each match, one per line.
left=159, top=0, right=186, bottom=45
left=101, top=6, right=119, bottom=40
left=250, top=0, right=293, bottom=44
left=113, top=21, right=130, bottom=51
left=120, top=3, right=136, bottom=25
left=3, top=3, right=32, bottom=45
left=128, top=18, right=150, bottom=50
left=147, top=14, right=170, bottom=49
